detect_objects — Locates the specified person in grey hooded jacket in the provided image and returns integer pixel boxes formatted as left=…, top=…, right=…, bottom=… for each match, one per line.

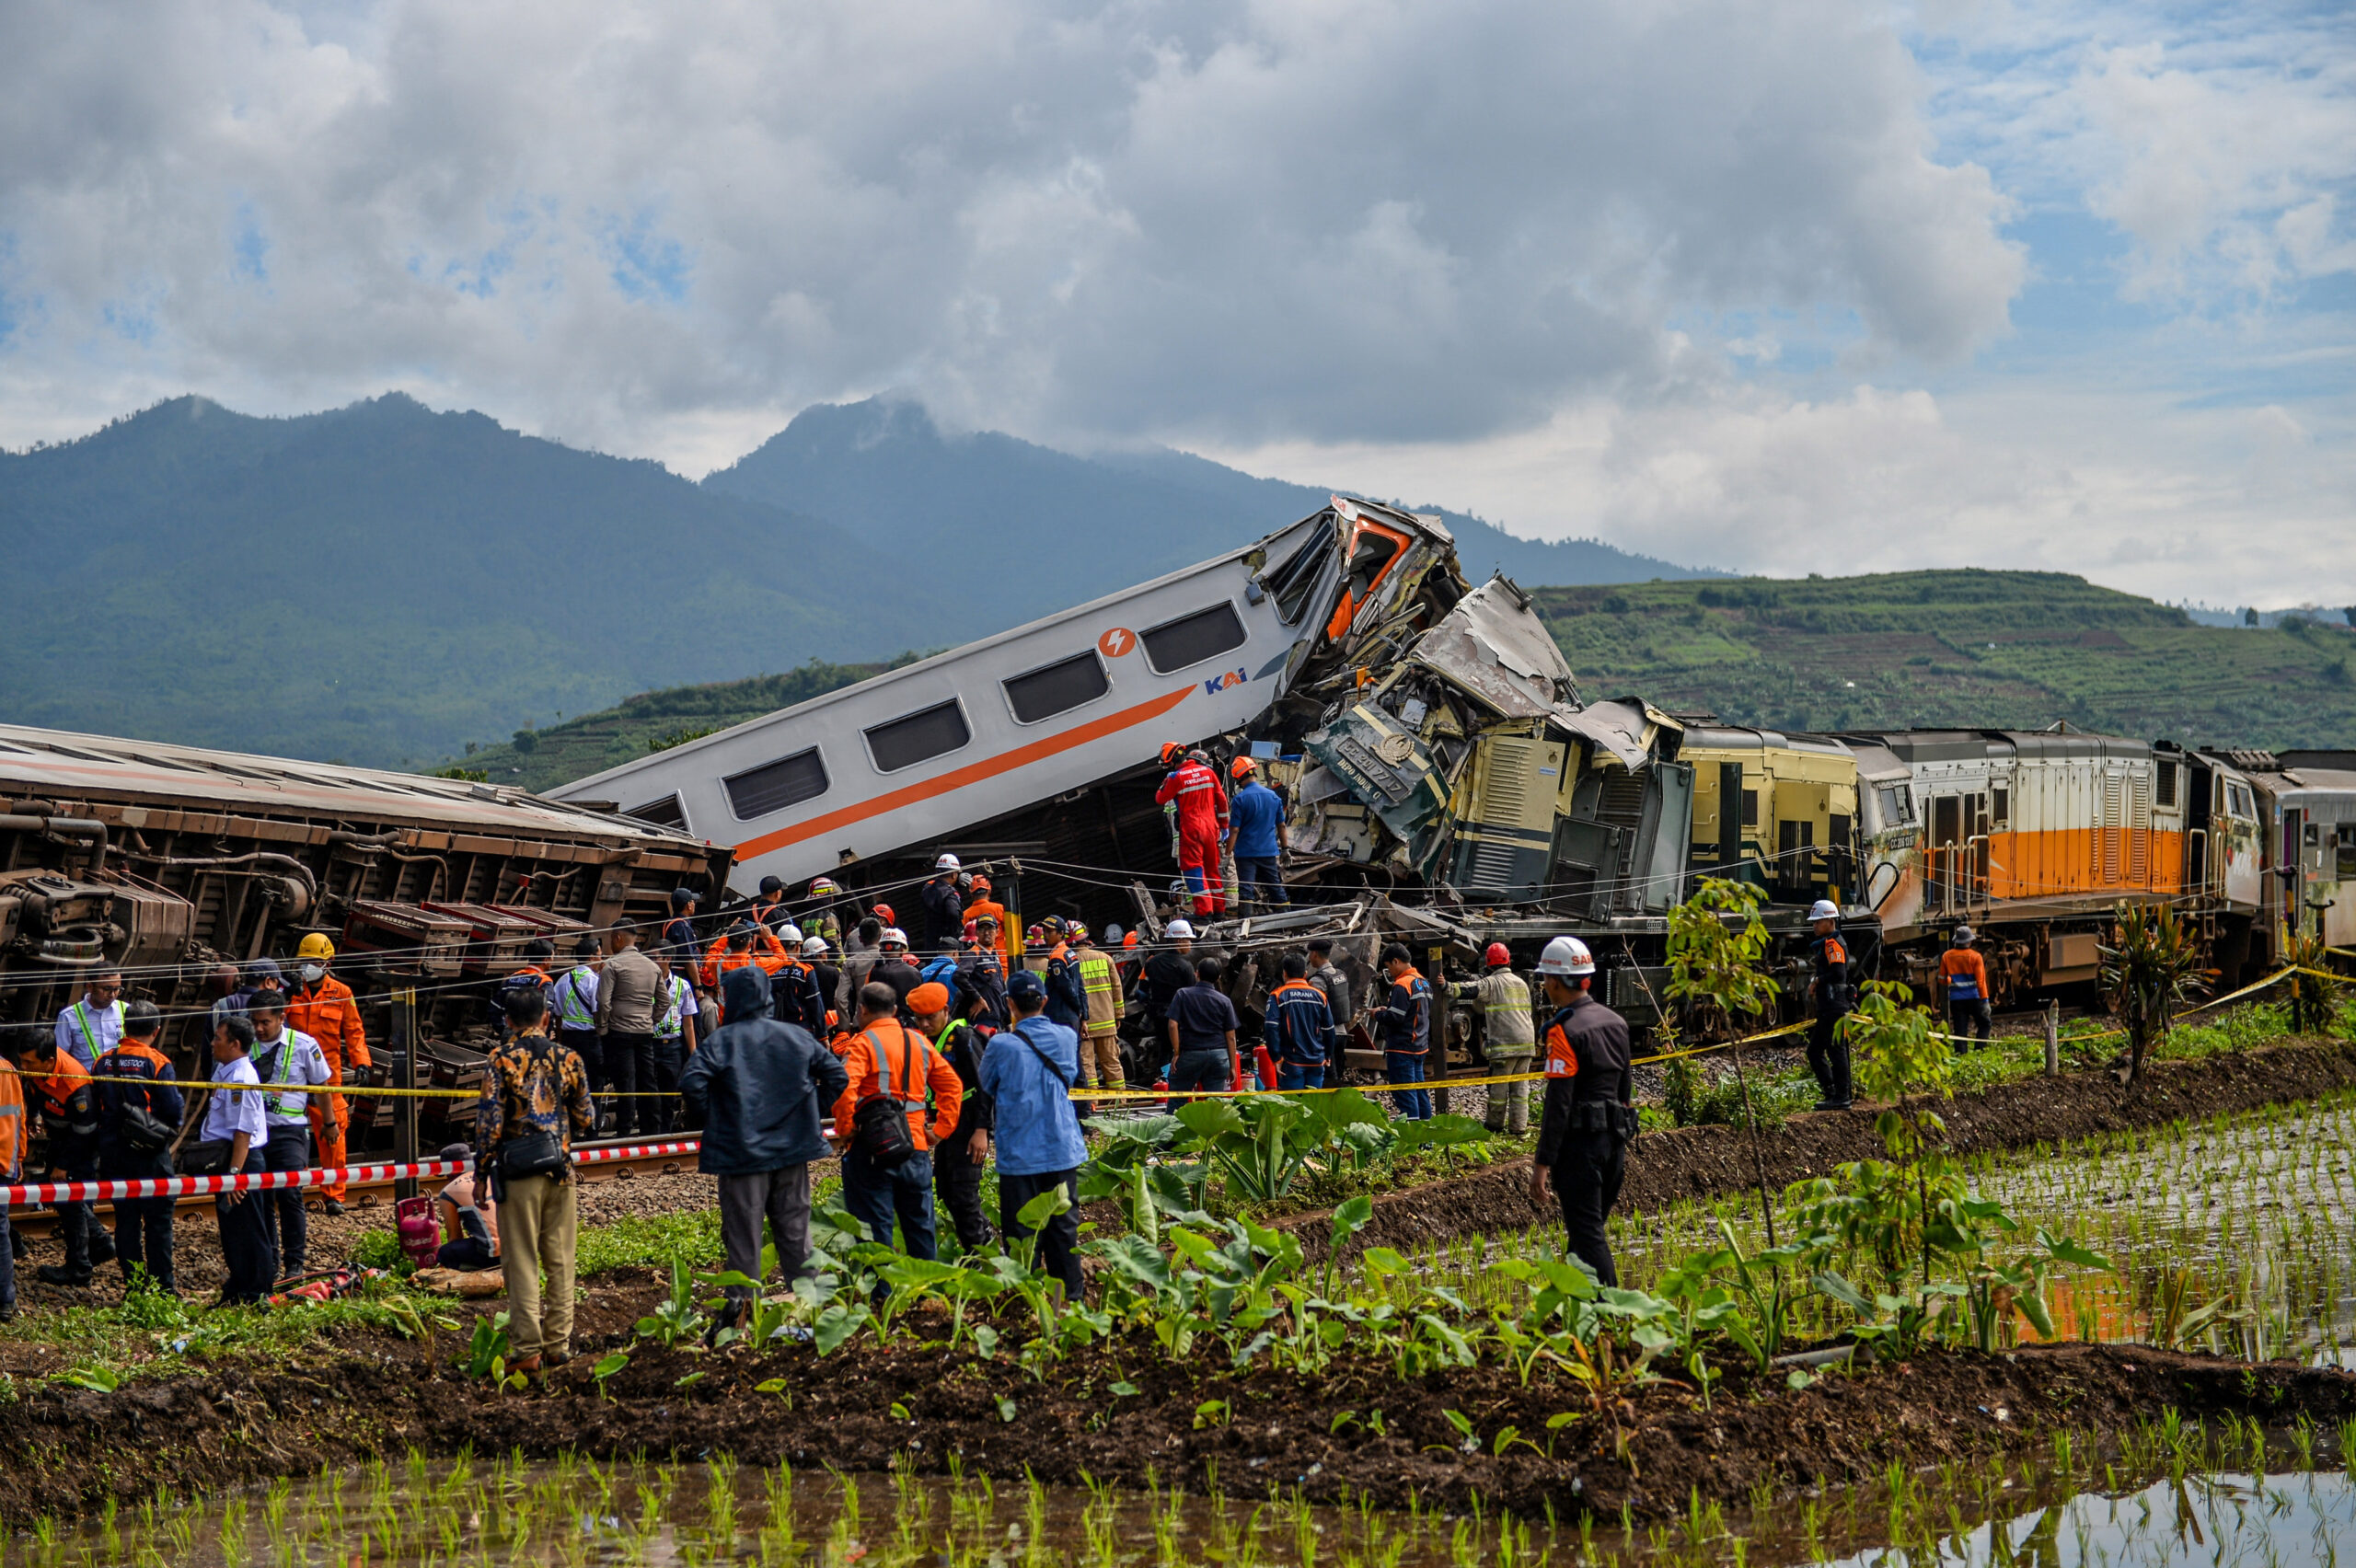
left=679, top=965, right=849, bottom=1320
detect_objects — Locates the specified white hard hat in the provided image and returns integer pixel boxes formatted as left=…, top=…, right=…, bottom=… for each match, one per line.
left=778, top=923, right=803, bottom=944
left=1103, top=923, right=1124, bottom=943
left=935, top=853, right=962, bottom=871
left=1807, top=899, right=1841, bottom=922
left=1536, top=935, right=1595, bottom=977
left=1166, top=919, right=1196, bottom=940
left=882, top=927, right=908, bottom=947
left=801, top=936, right=829, bottom=958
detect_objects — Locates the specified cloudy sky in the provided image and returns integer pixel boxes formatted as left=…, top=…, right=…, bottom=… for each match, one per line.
left=2, top=0, right=2348, bottom=605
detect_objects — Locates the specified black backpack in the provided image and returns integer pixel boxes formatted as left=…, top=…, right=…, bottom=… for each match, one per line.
left=849, top=1025, right=925, bottom=1167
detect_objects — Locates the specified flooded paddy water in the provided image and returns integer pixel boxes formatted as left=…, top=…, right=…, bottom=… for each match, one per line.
left=11, top=1432, right=2356, bottom=1567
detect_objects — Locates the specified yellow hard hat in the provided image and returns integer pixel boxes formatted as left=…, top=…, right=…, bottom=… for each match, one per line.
left=296, top=932, right=336, bottom=961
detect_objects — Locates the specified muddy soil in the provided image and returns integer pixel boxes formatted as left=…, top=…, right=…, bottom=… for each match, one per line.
left=1281, top=1035, right=2356, bottom=1261
left=6, top=1270, right=2355, bottom=1533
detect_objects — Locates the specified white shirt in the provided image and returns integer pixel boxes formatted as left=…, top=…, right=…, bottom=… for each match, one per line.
left=202, top=1056, right=269, bottom=1146
left=56, top=998, right=124, bottom=1066
left=250, top=1026, right=332, bottom=1124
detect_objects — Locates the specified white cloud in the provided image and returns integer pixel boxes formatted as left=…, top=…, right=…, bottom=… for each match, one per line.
left=0, top=0, right=2019, bottom=455
left=1201, top=377, right=2356, bottom=607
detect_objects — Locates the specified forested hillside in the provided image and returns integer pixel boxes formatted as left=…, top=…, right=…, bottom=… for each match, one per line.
left=1538, top=571, right=2356, bottom=748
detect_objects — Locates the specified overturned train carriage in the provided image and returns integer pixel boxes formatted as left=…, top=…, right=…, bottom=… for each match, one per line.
left=0, top=725, right=730, bottom=1145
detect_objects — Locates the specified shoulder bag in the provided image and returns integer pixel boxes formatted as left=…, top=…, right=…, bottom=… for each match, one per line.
left=849, top=1026, right=922, bottom=1167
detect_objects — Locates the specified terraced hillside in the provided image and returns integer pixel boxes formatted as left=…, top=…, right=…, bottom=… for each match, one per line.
left=1535, top=570, right=2356, bottom=749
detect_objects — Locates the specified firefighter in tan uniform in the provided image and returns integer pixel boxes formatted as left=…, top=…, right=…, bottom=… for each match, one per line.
left=1449, top=942, right=1536, bottom=1135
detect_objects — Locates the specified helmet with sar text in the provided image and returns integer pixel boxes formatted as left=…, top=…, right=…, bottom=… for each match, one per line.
left=880, top=928, right=909, bottom=951
left=801, top=936, right=829, bottom=958
left=1536, top=935, right=1595, bottom=977
left=1165, top=920, right=1196, bottom=940
left=1483, top=942, right=1512, bottom=969
left=1807, top=899, right=1841, bottom=922
left=935, top=852, right=962, bottom=872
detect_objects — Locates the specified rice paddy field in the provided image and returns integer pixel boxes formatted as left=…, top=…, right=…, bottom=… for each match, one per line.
left=7, top=1009, right=2356, bottom=1566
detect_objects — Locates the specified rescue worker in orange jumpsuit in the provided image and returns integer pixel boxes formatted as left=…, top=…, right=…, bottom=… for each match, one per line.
left=287, top=932, right=369, bottom=1213
left=1153, top=743, right=1230, bottom=918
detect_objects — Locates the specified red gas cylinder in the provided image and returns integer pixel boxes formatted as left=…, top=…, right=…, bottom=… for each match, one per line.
left=394, top=1194, right=440, bottom=1268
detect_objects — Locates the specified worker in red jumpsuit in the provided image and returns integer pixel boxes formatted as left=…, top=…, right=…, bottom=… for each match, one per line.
left=1153, top=743, right=1230, bottom=918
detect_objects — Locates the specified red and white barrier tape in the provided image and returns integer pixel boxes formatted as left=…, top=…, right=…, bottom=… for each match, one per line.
left=0, top=1138, right=705, bottom=1207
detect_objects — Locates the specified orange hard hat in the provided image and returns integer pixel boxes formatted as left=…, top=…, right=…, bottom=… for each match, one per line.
left=1230, top=756, right=1256, bottom=779
left=873, top=903, right=895, bottom=924
left=970, top=875, right=990, bottom=894
left=1160, top=742, right=1183, bottom=766
left=1123, top=931, right=1140, bottom=950
left=1484, top=942, right=1511, bottom=967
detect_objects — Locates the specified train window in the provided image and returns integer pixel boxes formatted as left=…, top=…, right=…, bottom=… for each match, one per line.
left=722, top=749, right=829, bottom=820
left=1992, top=787, right=2010, bottom=827
left=1002, top=651, right=1110, bottom=724
left=2155, top=760, right=2177, bottom=808
left=865, top=701, right=971, bottom=774
left=1877, top=784, right=1914, bottom=826
left=626, top=794, right=687, bottom=830
left=1740, top=789, right=1759, bottom=826
left=1141, top=602, right=1248, bottom=674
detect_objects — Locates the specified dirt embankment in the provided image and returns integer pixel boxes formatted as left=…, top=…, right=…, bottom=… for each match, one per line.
left=6, top=1286, right=2356, bottom=1531
left=1282, top=1035, right=2356, bottom=1260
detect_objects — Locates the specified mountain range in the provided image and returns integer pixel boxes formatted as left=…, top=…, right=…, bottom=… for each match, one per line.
left=0, top=393, right=1706, bottom=767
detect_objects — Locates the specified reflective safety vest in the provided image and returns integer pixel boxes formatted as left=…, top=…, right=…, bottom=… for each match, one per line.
left=653, top=974, right=695, bottom=1041
left=554, top=967, right=599, bottom=1031
left=64, top=998, right=124, bottom=1065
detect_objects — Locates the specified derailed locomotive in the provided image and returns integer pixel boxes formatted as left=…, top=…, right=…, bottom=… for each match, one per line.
left=0, top=725, right=730, bottom=1148
left=551, top=494, right=2350, bottom=1047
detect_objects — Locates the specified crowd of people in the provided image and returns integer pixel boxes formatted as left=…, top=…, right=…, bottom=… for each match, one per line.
left=0, top=751, right=1668, bottom=1339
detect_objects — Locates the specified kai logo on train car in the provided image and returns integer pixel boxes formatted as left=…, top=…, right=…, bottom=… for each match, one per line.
left=1097, top=628, right=1138, bottom=658
left=1202, top=668, right=1249, bottom=696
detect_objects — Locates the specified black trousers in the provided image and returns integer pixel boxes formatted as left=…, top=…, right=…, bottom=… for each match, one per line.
left=1552, top=1133, right=1626, bottom=1287
left=49, top=1137, right=99, bottom=1274
left=560, top=1029, right=606, bottom=1124
left=934, top=1132, right=995, bottom=1251
left=261, top=1126, right=311, bottom=1279
left=1807, top=1008, right=1853, bottom=1104
left=98, top=1146, right=175, bottom=1291
left=215, top=1151, right=277, bottom=1303
left=998, top=1169, right=1081, bottom=1299
left=651, top=1040, right=687, bottom=1132
left=604, top=1032, right=656, bottom=1137
left=1946, top=998, right=1992, bottom=1045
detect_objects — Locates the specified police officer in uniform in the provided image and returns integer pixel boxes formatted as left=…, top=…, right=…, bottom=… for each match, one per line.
left=1528, top=936, right=1637, bottom=1287
left=1805, top=898, right=1855, bottom=1110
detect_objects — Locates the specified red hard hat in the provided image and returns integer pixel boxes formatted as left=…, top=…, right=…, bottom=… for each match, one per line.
left=1484, top=942, right=1511, bottom=967
left=873, top=903, right=895, bottom=924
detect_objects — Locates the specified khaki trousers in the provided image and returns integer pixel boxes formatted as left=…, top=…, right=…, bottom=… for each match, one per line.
left=1486, top=1051, right=1535, bottom=1135
left=498, top=1172, right=578, bottom=1358
left=1080, top=1028, right=1124, bottom=1089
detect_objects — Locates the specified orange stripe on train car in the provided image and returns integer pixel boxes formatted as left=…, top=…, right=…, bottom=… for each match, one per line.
left=733, top=685, right=1196, bottom=859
